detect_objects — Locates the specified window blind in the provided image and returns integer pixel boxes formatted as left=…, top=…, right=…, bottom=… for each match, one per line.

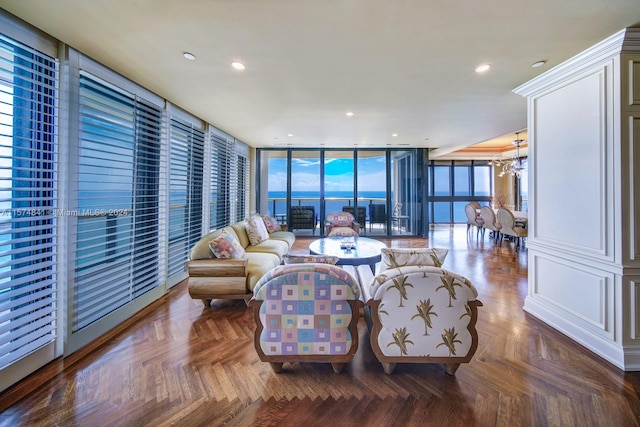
left=73, top=72, right=161, bottom=332
left=0, top=35, right=58, bottom=369
left=210, top=130, right=232, bottom=229
left=168, top=117, right=204, bottom=277
left=234, top=141, right=250, bottom=223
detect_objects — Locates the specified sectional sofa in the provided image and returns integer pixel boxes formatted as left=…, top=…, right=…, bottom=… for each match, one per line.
left=186, top=219, right=295, bottom=307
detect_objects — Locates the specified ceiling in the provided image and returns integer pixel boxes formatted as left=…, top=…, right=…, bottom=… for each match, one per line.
left=2, top=1, right=639, bottom=157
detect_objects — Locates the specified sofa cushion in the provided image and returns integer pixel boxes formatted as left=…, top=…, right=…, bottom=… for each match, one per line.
left=262, top=215, right=282, bottom=232
left=209, top=230, right=246, bottom=259
left=244, top=238, right=289, bottom=258
left=247, top=215, right=269, bottom=245
left=229, top=221, right=250, bottom=248
left=245, top=252, right=281, bottom=291
left=379, top=247, right=449, bottom=273
left=282, top=254, right=339, bottom=265
left=267, top=230, right=295, bottom=248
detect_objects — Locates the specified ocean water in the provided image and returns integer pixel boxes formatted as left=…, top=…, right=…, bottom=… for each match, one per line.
left=266, top=191, right=389, bottom=216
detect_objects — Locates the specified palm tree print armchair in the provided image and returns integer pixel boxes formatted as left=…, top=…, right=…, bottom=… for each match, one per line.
left=362, top=265, right=482, bottom=375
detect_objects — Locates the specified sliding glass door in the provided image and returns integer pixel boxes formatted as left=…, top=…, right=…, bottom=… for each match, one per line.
left=324, top=150, right=354, bottom=233
left=290, top=150, right=320, bottom=235
left=357, top=151, right=387, bottom=235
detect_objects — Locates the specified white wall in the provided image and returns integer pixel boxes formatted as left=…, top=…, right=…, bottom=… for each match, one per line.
left=515, top=28, right=640, bottom=370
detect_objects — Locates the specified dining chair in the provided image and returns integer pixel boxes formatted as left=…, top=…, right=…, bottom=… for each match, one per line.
left=480, top=206, right=501, bottom=243
left=496, top=208, right=527, bottom=251
left=464, top=203, right=484, bottom=239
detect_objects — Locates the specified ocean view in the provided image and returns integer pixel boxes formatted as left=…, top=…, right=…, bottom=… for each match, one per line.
left=266, top=190, right=389, bottom=216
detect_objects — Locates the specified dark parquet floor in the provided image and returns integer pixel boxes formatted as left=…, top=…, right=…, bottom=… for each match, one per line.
left=2, top=225, right=640, bottom=426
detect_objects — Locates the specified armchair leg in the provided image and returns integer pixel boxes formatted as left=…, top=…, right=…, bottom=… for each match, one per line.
left=201, top=299, right=212, bottom=307
left=444, top=363, right=460, bottom=376
left=269, top=362, right=284, bottom=373
left=331, top=363, right=345, bottom=374
left=381, top=362, right=396, bottom=375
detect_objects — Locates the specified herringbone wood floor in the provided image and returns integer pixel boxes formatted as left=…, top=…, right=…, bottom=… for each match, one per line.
left=2, top=225, right=640, bottom=426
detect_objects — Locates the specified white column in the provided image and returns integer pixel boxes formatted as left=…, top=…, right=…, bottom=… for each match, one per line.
left=514, top=28, right=640, bottom=370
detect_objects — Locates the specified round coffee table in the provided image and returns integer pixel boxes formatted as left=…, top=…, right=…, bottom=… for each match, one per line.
left=308, top=236, right=387, bottom=272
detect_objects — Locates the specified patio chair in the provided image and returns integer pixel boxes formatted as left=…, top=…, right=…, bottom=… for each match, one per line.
left=289, top=206, right=317, bottom=234
left=369, top=203, right=387, bottom=232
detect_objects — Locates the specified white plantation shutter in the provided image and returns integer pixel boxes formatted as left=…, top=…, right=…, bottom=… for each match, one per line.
left=72, top=71, right=162, bottom=335
left=234, top=140, right=250, bottom=222
left=168, top=115, right=204, bottom=277
left=210, top=128, right=232, bottom=229
left=0, top=35, right=58, bottom=370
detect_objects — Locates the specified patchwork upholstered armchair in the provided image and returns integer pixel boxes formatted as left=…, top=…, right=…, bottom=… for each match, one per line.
left=324, top=211, right=360, bottom=237
left=360, top=261, right=482, bottom=375
left=249, top=263, right=363, bottom=374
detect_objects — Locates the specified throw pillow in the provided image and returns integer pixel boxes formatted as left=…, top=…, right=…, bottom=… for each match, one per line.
left=282, top=254, right=340, bottom=265
left=379, top=247, right=449, bottom=272
left=208, top=230, right=246, bottom=259
left=246, top=215, right=270, bottom=245
left=261, top=215, right=282, bottom=233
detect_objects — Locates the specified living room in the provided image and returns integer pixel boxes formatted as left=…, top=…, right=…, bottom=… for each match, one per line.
left=2, top=1, right=640, bottom=425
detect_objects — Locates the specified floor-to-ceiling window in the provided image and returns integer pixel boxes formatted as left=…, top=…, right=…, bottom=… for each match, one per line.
left=257, top=148, right=422, bottom=236
left=0, top=30, right=59, bottom=391
left=516, top=158, right=528, bottom=211
left=290, top=150, right=321, bottom=234
left=429, top=160, right=492, bottom=223
left=168, top=111, right=204, bottom=281
left=0, top=12, right=252, bottom=392
left=68, top=54, right=166, bottom=354
left=390, top=150, right=419, bottom=235
left=258, top=150, right=287, bottom=220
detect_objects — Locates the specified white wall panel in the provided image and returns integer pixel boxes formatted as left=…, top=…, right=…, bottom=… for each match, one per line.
left=630, top=60, right=640, bottom=106
left=532, top=255, right=612, bottom=334
left=533, top=68, right=611, bottom=258
left=516, top=29, right=640, bottom=370
left=631, top=115, right=640, bottom=260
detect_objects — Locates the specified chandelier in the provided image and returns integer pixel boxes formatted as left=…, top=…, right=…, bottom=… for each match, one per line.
left=489, top=132, right=526, bottom=178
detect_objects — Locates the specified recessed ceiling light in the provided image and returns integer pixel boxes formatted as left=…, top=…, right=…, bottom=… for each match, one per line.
left=231, top=61, right=246, bottom=71
left=531, top=60, right=546, bottom=68
left=345, top=111, right=354, bottom=117
left=183, top=52, right=196, bottom=61
left=475, top=63, right=491, bottom=73
left=392, top=133, right=398, bottom=137
left=287, top=133, right=293, bottom=137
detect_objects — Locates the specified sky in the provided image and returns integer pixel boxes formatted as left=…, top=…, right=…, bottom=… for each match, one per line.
left=267, top=155, right=387, bottom=193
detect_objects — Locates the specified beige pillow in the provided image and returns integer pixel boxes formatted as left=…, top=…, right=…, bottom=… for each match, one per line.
left=208, top=230, right=246, bottom=259
left=379, top=247, right=449, bottom=271
left=282, top=254, right=339, bottom=265
left=246, top=215, right=269, bottom=245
